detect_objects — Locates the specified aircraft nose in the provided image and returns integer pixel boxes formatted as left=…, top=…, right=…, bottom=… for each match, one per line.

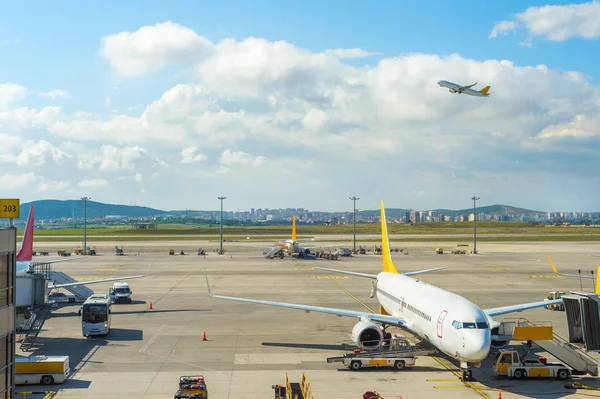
left=464, top=331, right=490, bottom=361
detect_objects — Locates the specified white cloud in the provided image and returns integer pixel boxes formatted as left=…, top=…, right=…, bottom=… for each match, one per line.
left=77, top=145, right=147, bottom=171
left=219, top=149, right=267, bottom=168
left=490, top=1, right=600, bottom=41
left=15, top=140, right=70, bottom=167
left=133, top=173, right=143, bottom=182
left=100, top=20, right=214, bottom=77
left=0, top=172, right=37, bottom=189
left=39, top=180, right=69, bottom=192
left=180, top=146, right=208, bottom=164
left=0, top=83, right=28, bottom=109
left=39, top=89, right=68, bottom=99
left=325, top=48, right=380, bottom=58
left=536, top=114, right=599, bottom=139
left=78, top=178, right=108, bottom=188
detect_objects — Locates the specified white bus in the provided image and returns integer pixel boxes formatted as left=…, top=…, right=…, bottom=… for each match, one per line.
left=81, top=294, right=111, bottom=336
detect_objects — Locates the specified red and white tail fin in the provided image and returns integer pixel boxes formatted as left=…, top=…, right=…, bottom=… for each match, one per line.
left=17, top=206, right=34, bottom=262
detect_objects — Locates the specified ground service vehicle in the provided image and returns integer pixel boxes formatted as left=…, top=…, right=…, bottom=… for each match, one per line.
left=15, top=355, right=70, bottom=385
left=545, top=291, right=566, bottom=311
left=109, top=282, right=132, bottom=303
left=82, top=294, right=111, bottom=336
left=492, top=349, right=571, bottom=380
left=48, top=292, right=76, bottom=303
left=174, top=375, right=208, bottom=399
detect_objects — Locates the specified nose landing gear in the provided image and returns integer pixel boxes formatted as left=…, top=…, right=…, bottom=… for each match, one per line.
left=460, top=362, right=474, bottom=381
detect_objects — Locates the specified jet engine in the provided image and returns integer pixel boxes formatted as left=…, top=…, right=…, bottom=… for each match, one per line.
left=449, top=88, right=457, bottom=93
left=298, top=248, right=311, bottom=255
left=351, top=320, right=384, bottom=350
left=489, top=320, right=510, bottom=349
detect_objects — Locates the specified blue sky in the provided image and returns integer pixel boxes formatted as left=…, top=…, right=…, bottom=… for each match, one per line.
left=1, top=1, right=599, bottom=211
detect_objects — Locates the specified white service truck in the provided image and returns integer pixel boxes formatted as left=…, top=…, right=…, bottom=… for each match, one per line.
left=109, top=282, right=132, bottom=303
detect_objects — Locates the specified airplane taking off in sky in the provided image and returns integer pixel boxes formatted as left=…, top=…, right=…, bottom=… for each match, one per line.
left=17, top=206, right=149, bottom=290
left=438, top=80, right=491, bottom=97
left=206, top=201, right=562, bottom=380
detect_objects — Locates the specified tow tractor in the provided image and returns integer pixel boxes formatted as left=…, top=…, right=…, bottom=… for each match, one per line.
left=544, top=291, right=566, bottom=311
left=327, top=335, right=437, bottom=371
left=492, top=349, right=571, bottom=380
left=174, top=375, right=208, bottom=399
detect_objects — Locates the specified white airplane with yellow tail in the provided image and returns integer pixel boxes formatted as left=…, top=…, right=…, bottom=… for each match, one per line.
left=206, top=201, right=562, bottom=380
left=247, top=215, right=339, bottom=258
left=438, top=80, right=491, bottom=97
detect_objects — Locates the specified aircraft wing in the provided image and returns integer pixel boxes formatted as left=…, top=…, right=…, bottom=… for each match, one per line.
left=313, top=266, right=448, bottom=279
left=460, top=82, right=477, bottom=90
left=205, top=274, right=406, bottom=327
left=32, top=257, right=83, bottom=266
left=47, top=265, right=152, bottom=290
left=403, top=266, right=448, bottom=277
left=302, top=244, right=344, bottom=249
left=484, top=299, right=563, bottom=317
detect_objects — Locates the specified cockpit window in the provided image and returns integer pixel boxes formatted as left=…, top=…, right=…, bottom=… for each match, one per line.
left=476, top=321, right=488, bottom=329
left=462, top=322, right=477, bottom=329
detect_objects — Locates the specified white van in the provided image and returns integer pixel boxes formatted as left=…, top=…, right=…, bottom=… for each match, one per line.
left=109, top=282, right=132, bottom=303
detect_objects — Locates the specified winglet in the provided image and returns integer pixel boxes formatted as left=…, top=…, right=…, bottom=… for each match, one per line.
left=480, top=85, right=491, bottom=94
left=205, top=270, right=214, bottom=298
left=380, top=201, right=398, bottom=274
left=17, top=206, right=35, bottom=262
left=547, top=254, right=560, bottom=275
left=292, top=215, right=297, bottom=241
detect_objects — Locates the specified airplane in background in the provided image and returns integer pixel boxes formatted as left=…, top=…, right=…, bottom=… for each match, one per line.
left=245, top=215, right=339, bottom=258
left=206, top=201, right=563, bottom=381
left=17, top=206, right=149, bottom=290
left=438, top=80, right=491, bottom=97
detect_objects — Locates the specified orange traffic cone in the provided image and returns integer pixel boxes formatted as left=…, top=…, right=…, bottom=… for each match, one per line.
left=203, top=255, right=206, bottom=259
left=229, top=255, right=232, bottom=259
left=498, top=392, right=502, bottom=399
left=203, top=331, right=207, bottom=341
left=149, top=301, right=153, bottom=310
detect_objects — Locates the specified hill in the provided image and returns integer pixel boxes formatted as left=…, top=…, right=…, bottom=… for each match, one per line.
left=19, top=200, right=166, bottom=220
left=358, top=204, right=543, bottom=218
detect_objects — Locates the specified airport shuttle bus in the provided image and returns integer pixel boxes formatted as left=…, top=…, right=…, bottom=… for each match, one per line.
left=82, top=294, right=111, bottom=337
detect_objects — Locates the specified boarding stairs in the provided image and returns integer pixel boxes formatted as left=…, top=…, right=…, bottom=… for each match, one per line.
left=50, top=272, right=94, bottom=301
left=264, top=246, right=284, bottom=259
left=20, top=305, right=53, bottom=352
left=499, top=318, right=599, bottom=376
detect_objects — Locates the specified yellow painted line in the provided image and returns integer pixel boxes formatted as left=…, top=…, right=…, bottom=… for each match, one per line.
left=326, top=276, right=376, bottom=313
left=293, top=267, right=315, bottom=271
left=432, top=356, right=490, bottom=399
left=433, top=385, right=469, bottom=389
left=307, top=275, right=348, bottom=279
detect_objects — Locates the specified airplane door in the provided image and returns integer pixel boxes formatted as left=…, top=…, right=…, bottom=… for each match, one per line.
left=437, top=310, right=448, bottom=339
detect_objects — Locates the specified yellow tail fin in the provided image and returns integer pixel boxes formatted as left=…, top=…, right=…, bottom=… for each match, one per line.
left=380, top=201, right=398, bottom=274
left=292, top=215, right=297, bottom=241
left=595, top=266, right=600, bottom=295
left=480, top=85, right=491, bottom=94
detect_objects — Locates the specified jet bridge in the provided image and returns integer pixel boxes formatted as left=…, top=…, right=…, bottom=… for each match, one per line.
left=562, top=292, right=600, bottom=351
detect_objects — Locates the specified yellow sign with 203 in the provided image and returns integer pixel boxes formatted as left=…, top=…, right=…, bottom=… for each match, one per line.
left=0, top=199, right=20, bottom=218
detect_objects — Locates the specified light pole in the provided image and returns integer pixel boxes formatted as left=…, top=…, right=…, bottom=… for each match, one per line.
left=81, top=196, right=91, bottom=254
left=218, top=196, right=226, bottom=254
left=350, top=196, right=359, bottom=253
left=471, top=196, right=479, bottom=254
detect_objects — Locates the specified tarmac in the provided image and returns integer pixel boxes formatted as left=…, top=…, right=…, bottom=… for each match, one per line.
left=15, top=240, right=600, bottom=399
